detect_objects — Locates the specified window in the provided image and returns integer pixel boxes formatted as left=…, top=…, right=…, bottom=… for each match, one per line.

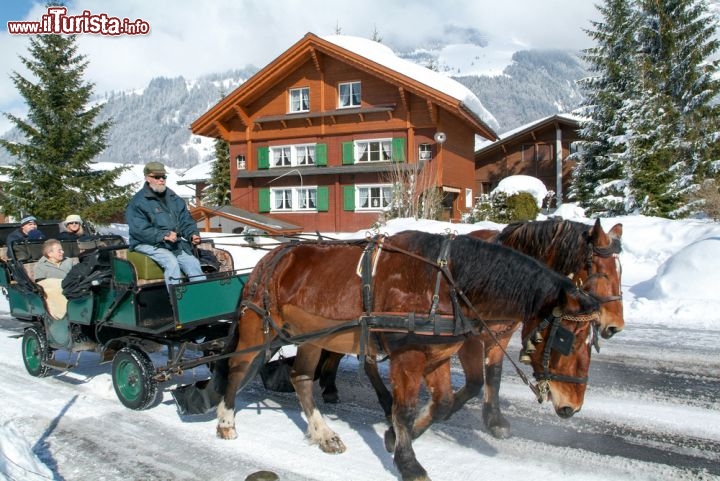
left=271, top=146, right=291, bottom=167
left=289, top=87, right=309, bottom=113
left=271, top=186, right=318, bottom=211
left=356, top=184, right=392, bottom=210
left=356, top=139, right=392, bottom=162
left=269, top=144, right=315, bottom=167
left=297, top=188, right=317, bottom=209
left=418, top=143, right=432, bottom=161
left=236, top=155, right=246, bottom=170
left=296, top=145, right=315, bottom=166
left=338, top=81, right=361, bottom=108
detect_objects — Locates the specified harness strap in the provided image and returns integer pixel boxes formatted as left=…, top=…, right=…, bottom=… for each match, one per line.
left=362, top=312, right=469, bottom=339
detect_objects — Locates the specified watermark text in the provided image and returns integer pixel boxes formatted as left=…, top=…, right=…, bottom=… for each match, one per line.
left=7, top=7, right=150, bottom=36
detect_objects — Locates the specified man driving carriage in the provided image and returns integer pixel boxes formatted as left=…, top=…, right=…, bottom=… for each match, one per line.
left=125, top=161, right=205, bottom=288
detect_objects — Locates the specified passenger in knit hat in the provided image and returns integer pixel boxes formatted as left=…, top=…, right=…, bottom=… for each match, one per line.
left=21, top=215, right=37, bottom=226
left=5, top=215, right=45, bottom=246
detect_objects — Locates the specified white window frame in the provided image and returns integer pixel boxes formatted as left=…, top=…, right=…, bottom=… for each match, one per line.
left=354, top=139, right=392, bottom=163
left=289, top=87, right=310, bottom=113
left=269, top=144, right=316, bottom=168
left=296, top=144, right=316, bottom=166
left=270, top=186, right=318, bottom=211
left=356, top=184, right=393, bottom=211
left=338, top=81, right=361, bottom=108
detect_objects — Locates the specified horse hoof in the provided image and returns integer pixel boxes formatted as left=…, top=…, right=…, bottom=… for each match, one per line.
left=489, top=424, right=511, bottom=439
left=384, top=427, right=396, bottom=453
left=483, top=406, right=511, bottom=439
left=319, top=436, right=346, bottom=454
left=216, top=426, right=238, bottom=440
left=322, top=391, right=340, bottom=404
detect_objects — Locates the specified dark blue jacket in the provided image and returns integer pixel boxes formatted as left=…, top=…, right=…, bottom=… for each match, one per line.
left=6, top=228, right=45, bottom=246
left=125, top=183, right=199, bottom=255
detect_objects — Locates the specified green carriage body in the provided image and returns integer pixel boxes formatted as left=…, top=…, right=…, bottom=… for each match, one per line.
left=0, top=223, right=250, bottom=410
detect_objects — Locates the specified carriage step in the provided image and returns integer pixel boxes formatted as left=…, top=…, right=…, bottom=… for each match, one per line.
left=172, top=379, right=222, bottom=415
left=45, top=359, right=77, bottom=370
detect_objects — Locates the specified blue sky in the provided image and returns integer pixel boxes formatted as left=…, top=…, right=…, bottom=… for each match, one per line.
left=1, top=0, right=37, bottom=31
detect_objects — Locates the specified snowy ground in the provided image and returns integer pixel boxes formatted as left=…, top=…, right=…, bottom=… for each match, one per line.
left=1, top=211, right=719, bottom=481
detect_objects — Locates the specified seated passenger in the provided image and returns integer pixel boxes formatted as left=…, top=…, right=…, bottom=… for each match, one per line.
left=6, top=215, right=46, bottom=246
left=58, top=214, right=91, bottom=241
left=35, top=239, right=73, bottom=320
left=34, top=239, right=73, bottom=281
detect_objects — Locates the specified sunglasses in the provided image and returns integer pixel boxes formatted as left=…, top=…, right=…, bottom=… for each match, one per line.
left=149, top=175, right=167, bottom=180
left=67, top=221, right=80, bottom=225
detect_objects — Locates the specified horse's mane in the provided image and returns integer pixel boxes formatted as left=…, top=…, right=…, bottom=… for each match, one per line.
left=394, top=231, right=579, bottom=319
left=495, top=219, right=594, bottom=276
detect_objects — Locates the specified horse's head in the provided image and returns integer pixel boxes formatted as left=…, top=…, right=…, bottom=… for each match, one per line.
left=520, top=287, right=600, bottom=419
left=578, top=219, right=624, bottom=339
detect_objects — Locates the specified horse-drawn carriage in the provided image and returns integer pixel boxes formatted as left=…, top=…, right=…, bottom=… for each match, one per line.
left=0, top=221, right=248, bottom=410
left=0, top=218, right=623, bottom=481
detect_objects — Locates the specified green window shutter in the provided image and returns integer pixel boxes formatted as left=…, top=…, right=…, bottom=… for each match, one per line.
left=258, top=188, right=270, bottom=212
left=315, top=143, right=327, bottom=166
left=342, top=141, right=355, bottom=165
left=343, top=185, right=355, bottom=211
left=257, top=147, right=269, bottom=169
left=316, top=186, right=329, bottom=211
left=391, top=138, right=406, bottom=163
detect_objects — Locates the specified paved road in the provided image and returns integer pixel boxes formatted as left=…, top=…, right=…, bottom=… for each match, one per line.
left=1, top=315, right=718, bottom=480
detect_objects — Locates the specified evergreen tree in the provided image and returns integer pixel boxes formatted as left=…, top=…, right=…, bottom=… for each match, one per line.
left=571, top=0, right=640, bottom=216
left=204, top=137, right=231, bottom=206
left=629, top=0, right=720, bottom=216
left=572, top=0, right=720, bottom=218
left=0, top=33, right=132, bottom=223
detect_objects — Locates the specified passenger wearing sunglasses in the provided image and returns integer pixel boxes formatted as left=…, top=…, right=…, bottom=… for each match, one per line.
left=58, top=214, right=88, bottom=241
left=125, top=161, right=205, bottom=288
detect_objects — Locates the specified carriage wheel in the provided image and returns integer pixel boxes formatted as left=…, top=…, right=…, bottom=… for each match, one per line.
left=22, top=326, right=52, bottom=378
left=112, top=346, right=158, bottom=410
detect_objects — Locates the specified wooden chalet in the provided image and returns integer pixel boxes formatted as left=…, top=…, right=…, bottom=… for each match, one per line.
left=191, top=33, right=498, bottom=232
left=474, top=114, right=582, bottom=207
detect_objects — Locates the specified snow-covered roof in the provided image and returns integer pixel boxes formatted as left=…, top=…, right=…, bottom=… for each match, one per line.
left=323, top=35, right=499, bottom=132
left=475, top=113, right=585, bottom=151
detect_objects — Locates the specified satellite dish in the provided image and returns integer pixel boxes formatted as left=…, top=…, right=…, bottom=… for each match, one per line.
left=434, top=132, right=447, bottom=144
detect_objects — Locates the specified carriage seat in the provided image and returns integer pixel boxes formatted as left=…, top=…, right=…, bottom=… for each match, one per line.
left=120, top=243, right=233, bottom=285
left=126, top=251, right=165, bottom=282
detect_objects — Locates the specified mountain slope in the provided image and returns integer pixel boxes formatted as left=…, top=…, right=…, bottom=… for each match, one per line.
left=0, top=50, right=586, bottom=168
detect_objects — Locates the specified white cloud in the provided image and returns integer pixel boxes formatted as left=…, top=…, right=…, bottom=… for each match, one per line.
left=0, top=0, right=600, bottom=134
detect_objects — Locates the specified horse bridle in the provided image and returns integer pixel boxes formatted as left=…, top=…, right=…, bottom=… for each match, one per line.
left=521, top=307, right=597, bottom=401
left=580, top=239, right=623, bottom=305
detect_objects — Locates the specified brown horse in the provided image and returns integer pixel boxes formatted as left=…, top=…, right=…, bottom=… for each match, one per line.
left=452, top=218, right=623, bottom=437
left=316, top=218, right=623, bottom=438
left=213, top=231, right=600, bottom=481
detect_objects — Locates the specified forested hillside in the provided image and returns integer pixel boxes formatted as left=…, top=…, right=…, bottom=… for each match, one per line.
left=0, top=50, right=586, bottom=168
